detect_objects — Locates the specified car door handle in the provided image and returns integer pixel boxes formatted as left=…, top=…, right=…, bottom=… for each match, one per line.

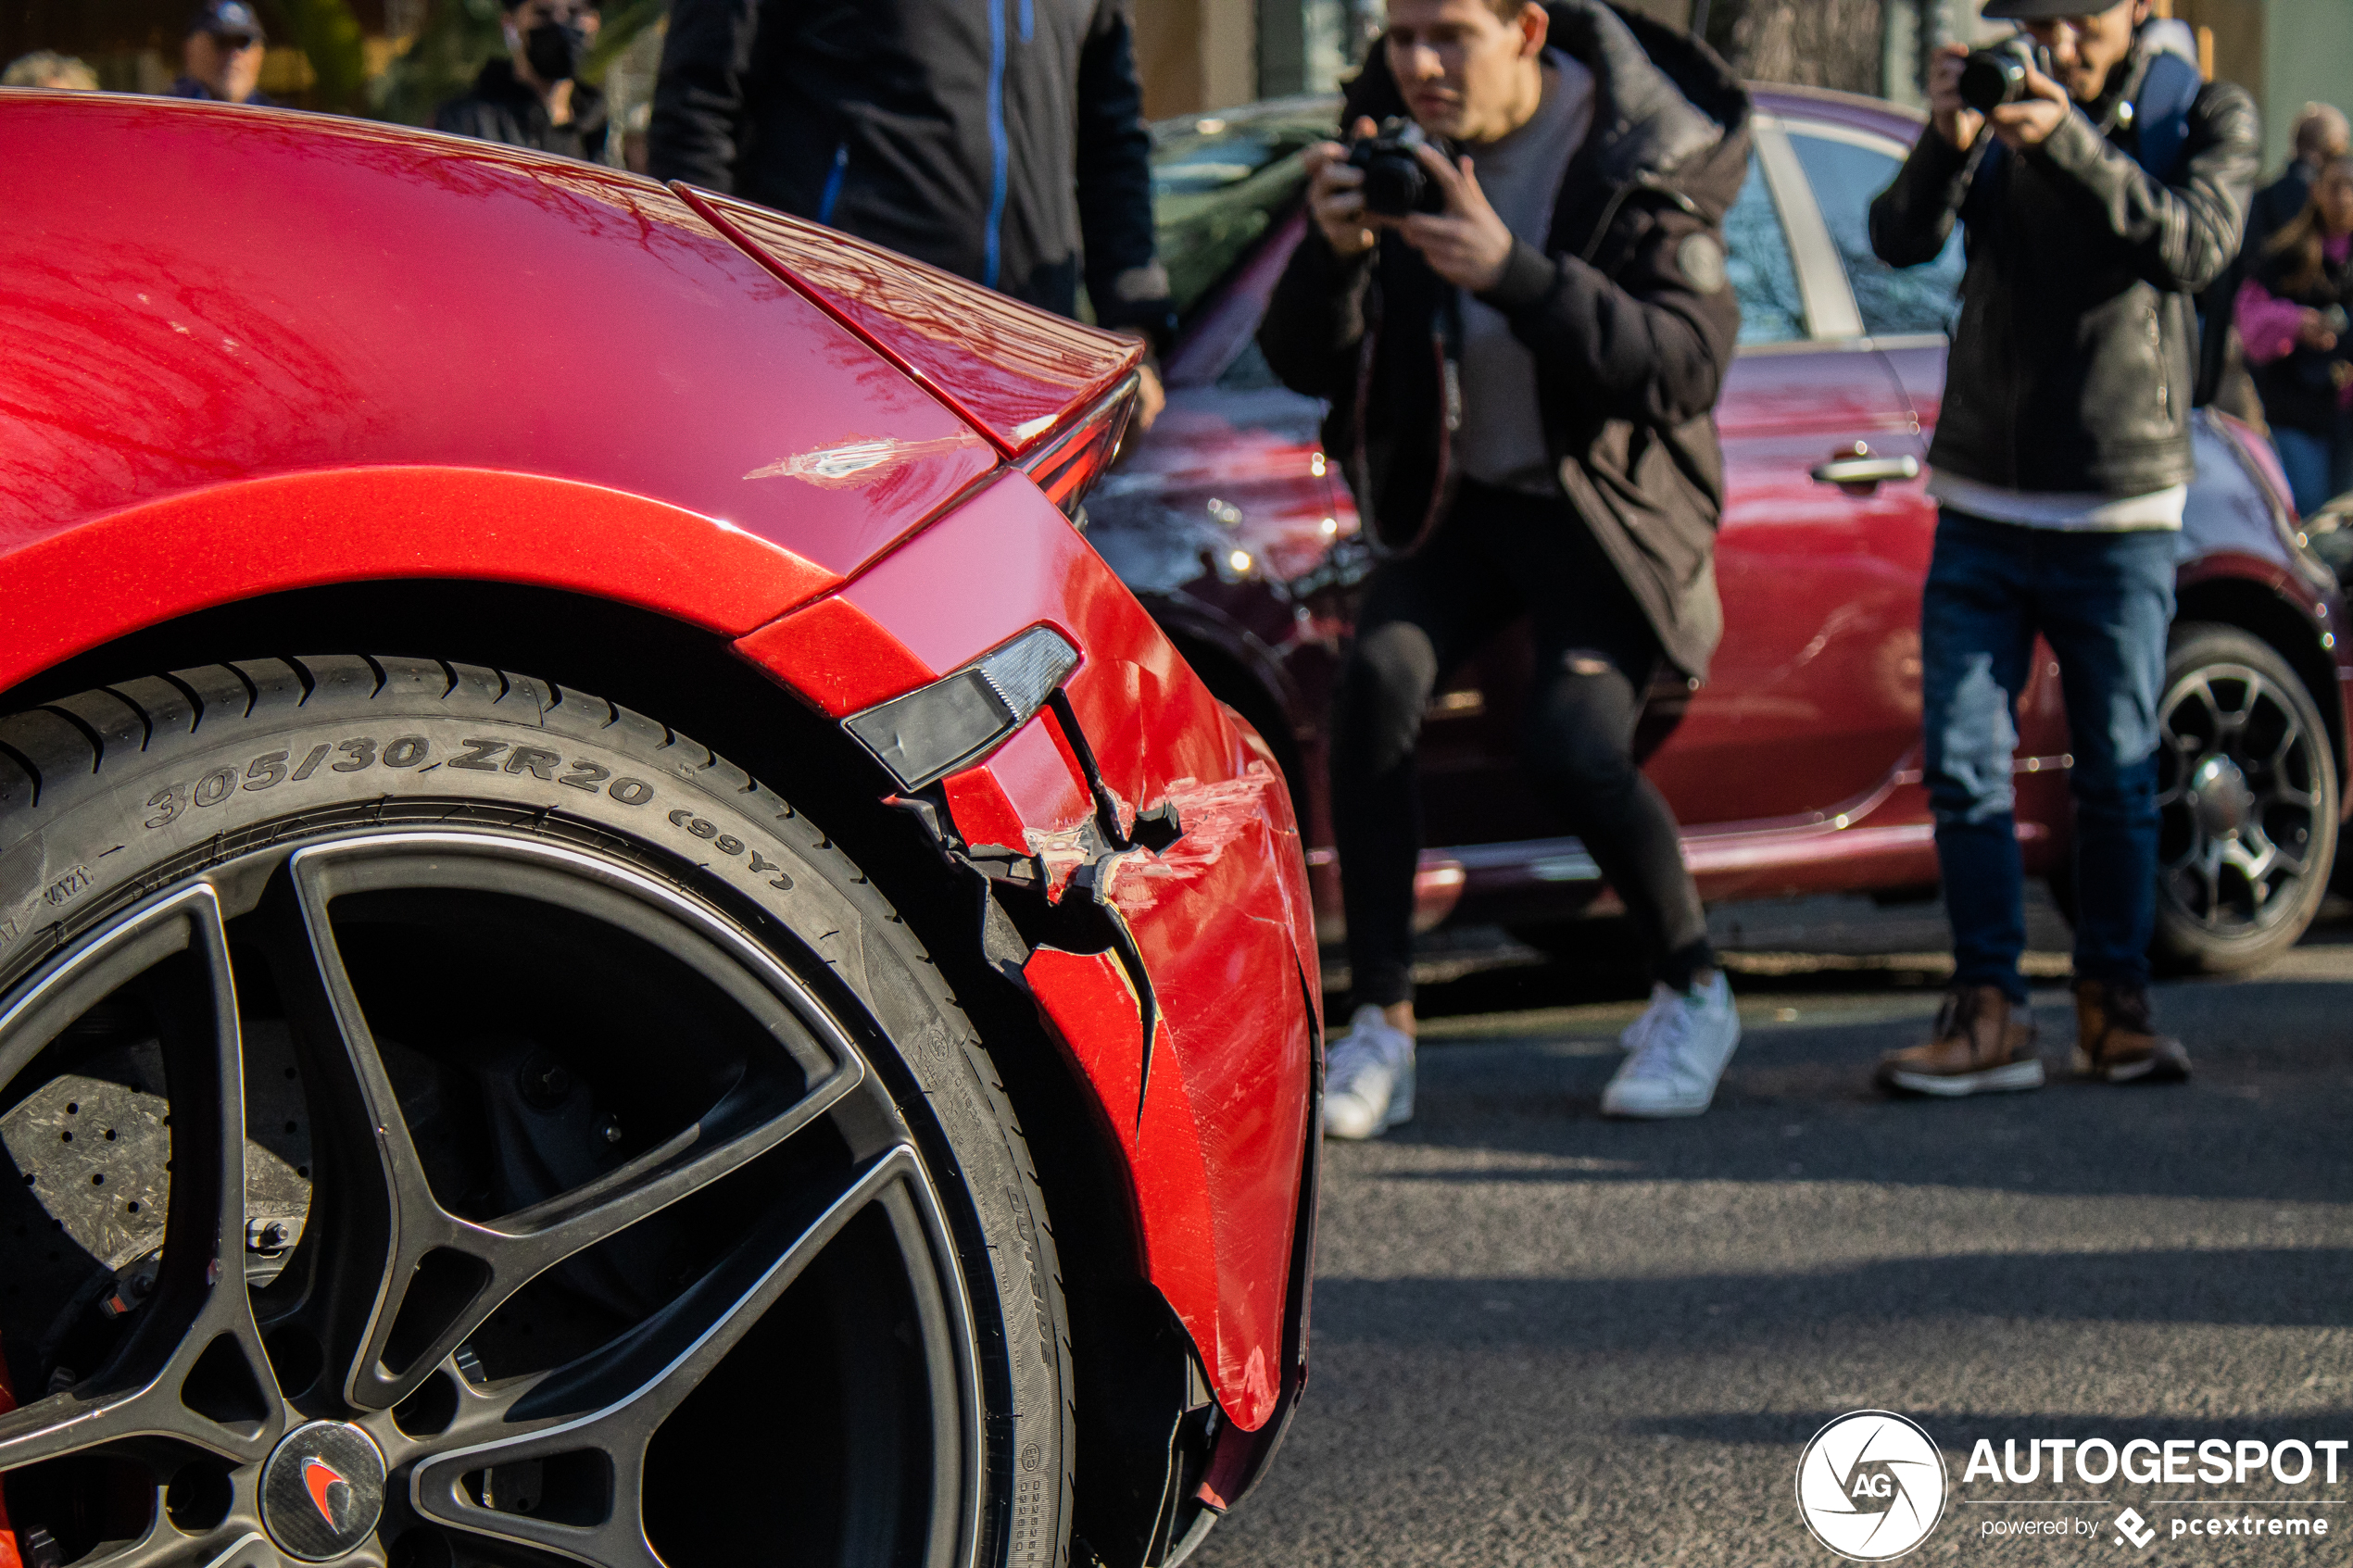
left=1810, top=452, right=1920, bottom=490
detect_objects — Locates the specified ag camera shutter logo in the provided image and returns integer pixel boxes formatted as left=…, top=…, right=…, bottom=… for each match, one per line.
left=1795, top=1411, right=1948, bottom=1561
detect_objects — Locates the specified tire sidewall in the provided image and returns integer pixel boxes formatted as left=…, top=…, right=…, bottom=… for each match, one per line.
left=0, top=665, right=1070, bottom=1568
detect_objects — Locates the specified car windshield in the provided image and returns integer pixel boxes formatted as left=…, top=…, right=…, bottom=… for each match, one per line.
left=1150, top=100, right=1338, bottom=319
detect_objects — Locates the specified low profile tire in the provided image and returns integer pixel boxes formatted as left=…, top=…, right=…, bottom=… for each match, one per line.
left=2151, top=624, right=2340, bottom=974
left=0, top=657, right=1072, bottom=1568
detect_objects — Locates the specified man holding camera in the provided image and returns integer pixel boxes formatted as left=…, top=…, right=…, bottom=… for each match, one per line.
left=1869, top=0, right=2258, bottom=1096
left=1261, top=0, right=1751, bottom=1134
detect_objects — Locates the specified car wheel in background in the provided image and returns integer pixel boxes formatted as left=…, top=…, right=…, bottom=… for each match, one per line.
left=0, top=657, right=1071, bottom=1568
left=2150, top=624, right=2340, bottom=974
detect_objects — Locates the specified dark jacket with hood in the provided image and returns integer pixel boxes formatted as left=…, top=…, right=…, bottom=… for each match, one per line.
left=648, top=0, right=1175, bottom=345
left=435, top=59, right=610, bottom=165
left=1258, top=1, right=1751, bottom=680
left=1869, top=40, right=2259, bottom=497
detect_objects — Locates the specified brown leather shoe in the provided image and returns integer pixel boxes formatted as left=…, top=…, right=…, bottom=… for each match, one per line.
left=1876, top=984, right=2045, bottom=1097
left=2072, top=979, right=2190, bottom=1083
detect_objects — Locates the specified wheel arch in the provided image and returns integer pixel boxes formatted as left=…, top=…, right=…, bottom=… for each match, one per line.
left=2174, top=571, right=2352, bottom=819
left=0, top=575, right=1203, bottom=1557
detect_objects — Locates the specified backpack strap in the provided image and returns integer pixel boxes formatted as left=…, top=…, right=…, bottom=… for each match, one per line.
left=2126, top=49, right=2203, bottom=182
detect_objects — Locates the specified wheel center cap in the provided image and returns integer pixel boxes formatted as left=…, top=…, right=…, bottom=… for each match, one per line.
left=261, top=1421, right=387, bottom=1561
left=2188, top=755, right=2257, bottom=837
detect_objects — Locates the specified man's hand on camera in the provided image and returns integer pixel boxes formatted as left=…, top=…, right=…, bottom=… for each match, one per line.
left=1927, top=44, right=1983, bottom=151
left=1305, top=117, right=1382, bottom=258
left=1396, top=145, right=1516, bottom=295
left=1989, top=60, right=2070, bottom=149
left=2296, top=308, right=2341, bottom=354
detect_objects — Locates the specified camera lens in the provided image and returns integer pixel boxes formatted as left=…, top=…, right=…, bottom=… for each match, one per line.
left=1957, top=48, right=2026, bottom=115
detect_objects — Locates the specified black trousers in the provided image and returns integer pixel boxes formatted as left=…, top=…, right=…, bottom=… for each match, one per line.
left=1331, top=481, right=1716, bottom=1006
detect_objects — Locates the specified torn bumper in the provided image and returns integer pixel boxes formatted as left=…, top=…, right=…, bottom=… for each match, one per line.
left=736, top=472, right=1320, bottom=1436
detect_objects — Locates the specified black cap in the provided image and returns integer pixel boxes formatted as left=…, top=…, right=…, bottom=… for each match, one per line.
left=1981, top=0, right=2132, bottom=16
left=188, top=0, right=265, bottom=44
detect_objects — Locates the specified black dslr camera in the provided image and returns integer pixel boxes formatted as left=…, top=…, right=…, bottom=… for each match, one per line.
left=1957, top=36, right=2056, bottom=114
left=1347, top=119, right=1452, bottom=219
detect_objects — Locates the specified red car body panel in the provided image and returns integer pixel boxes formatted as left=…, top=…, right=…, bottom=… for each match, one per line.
left=0, top=94, right=1314, bottom=1444
left=1100, top=86, right=2353, bottom=943
left=684, top=192, right=1142, bottom=459
left=744, top=476, right=1317, bottom=1430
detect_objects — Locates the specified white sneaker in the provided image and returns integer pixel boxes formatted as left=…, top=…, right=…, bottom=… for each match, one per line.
left=1601, top=972, right=1741, bottom=1118
left=1323, top=1005, right=1416, bottom=1139
left=1619, top=982, right=1678, bottom=1052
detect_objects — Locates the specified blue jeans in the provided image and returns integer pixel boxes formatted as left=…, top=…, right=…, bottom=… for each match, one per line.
left=2271, top=420, right=2353, bottom=518
left=1920, top=511, right=2178, bottom=1001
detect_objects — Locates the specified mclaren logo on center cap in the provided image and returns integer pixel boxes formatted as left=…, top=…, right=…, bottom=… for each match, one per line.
left=302, top=1455, right=352, bottom=1529
left=261, top=1422, right=387, bottom=1561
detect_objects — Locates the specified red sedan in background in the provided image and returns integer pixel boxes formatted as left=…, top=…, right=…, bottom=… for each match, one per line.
left=0, top=94, right=1315, bottom=1568
left=1100, top=84, right=2353, bottom=978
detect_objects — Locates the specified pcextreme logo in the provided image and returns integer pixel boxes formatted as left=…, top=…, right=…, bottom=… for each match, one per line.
left=1797, top=1411, right=1950, bottom=1562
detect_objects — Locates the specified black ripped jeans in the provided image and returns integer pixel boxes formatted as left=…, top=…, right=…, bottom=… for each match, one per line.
left=1331, top=481, right=1715, bottom=1007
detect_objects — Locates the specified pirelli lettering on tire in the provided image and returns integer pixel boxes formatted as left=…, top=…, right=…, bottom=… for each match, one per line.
left=138, top=735, right=658, bottom=829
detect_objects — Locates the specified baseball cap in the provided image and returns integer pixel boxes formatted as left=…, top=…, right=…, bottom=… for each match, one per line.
left=1980, top=0, right=2135, bottom=17
left=188, top=1, right=266, bottom=44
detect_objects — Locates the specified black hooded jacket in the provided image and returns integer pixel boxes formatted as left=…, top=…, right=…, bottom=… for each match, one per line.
left=1258, top=2, right=1751, bottom=680
left=1869, top=42, right=2258, bottom=496
left=648, top=0, right=1175, bottom=345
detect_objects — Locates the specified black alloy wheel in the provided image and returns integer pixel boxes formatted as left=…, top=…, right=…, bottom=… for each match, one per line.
left=2151, top=623, right=2340, bottom=973
left=0, top=658, right=1073, bottom=1568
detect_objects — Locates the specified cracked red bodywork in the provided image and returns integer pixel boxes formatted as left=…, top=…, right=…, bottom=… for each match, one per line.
left=742, top=474, right=1318, bottom=1431
left=0, top=94, right=1317, bottom=1453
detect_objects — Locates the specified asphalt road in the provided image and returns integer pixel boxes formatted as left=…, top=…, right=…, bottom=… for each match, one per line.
left=1191, top=895, right=2353, bottom=1567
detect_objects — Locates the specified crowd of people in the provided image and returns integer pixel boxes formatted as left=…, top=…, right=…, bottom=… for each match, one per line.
left=3, top=0, right=2344, bottom=1132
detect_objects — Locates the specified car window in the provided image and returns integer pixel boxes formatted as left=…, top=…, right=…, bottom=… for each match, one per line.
left=1724, top=152, right=1806, bottom=345
left=1151, top=112, right=1333, bottom=318
left=1789, top=131, right=1965, bottom=338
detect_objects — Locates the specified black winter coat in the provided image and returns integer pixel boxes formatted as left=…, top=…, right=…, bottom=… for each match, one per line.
left=1869, top=45, right=2259, bottom=496
left=648, top=0, right=1175, bottom=344
left=434, top=60, right=609, bottom=164
left=1258, top=0, right=1750, bottom=680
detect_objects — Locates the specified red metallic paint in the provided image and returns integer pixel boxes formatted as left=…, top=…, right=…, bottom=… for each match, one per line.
left=0, top=468, right=840, bottom=693
left=737, top=474, right=1317, bottom=1430
left=684, top=190, right=1143, bottom=458
left=0, top=94, right=999, bottom=588
left=0, top=96, right=1317, bottom=1451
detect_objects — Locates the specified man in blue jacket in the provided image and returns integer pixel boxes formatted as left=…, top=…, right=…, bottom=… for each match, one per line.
left=648, top=0, right=1176, bottom=408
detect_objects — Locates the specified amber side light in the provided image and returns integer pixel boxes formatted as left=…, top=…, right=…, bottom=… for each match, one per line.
left=1020, top=374, right=1140, bottom=521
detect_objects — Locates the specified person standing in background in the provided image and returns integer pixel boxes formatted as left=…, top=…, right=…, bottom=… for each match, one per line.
left=2248, top=105, right=2350, bottom=263
left=435, top=0, right=610, bottom=162
left=169, top=1, right=277, bottom=107
left=2237, top=155, right=2353, bottom=512
left=648, top=0, right=1172, bottom=427
left=3, top=52, right=98, bottom=91
left=1869, top=0, right=2257, bottom=1096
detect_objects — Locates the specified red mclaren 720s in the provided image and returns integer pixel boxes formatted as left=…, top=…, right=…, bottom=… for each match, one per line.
left=0, top=94, right=1318, bottom=1568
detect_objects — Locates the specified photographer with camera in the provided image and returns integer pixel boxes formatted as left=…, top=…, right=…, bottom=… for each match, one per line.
left=1868, top=0, right=2258, bottom=1097
left=1260, top=0, right=1751, bottom=1134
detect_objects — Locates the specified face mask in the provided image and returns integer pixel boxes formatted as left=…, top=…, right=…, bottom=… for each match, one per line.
left=522, top=19, right=586, bottom=83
